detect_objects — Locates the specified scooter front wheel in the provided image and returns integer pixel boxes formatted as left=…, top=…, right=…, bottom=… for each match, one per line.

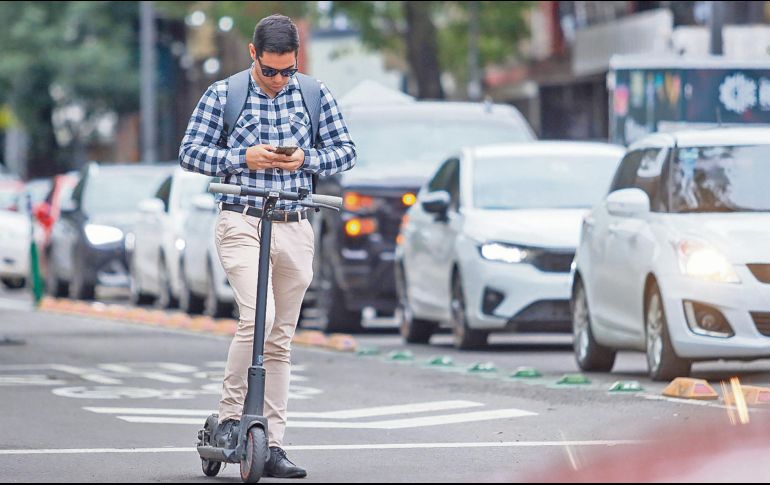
left=202, top=458, right=222, bottom=477
left=240, top=426, right=268, bottom=483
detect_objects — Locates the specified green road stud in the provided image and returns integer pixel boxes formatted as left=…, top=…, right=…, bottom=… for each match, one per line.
left=511, top=367, right=542, bottom=379
left=388, top=350, right=414, bottom=361
left=428, top=356, right=454, bottom=367
left=557, top=374, right=590, bottom=385
left=608, top=380, right=643, bottom=392
left=468, top=362, right=497, bottom=373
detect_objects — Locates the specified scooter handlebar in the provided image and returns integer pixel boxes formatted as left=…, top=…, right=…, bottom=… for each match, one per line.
left=208, top=183, right=343, bottom=211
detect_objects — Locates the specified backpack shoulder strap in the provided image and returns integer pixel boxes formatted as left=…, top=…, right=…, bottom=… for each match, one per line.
left=221, top=69, right=251, bottom=146
left=295, top=73, right=322, bottom=147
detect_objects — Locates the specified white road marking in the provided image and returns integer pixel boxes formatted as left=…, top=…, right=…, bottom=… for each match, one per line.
left=50, top=365, right=123, bottom=385
left=116, top=408, right=537, bottom=429
left=0, top=440, right=641, bottom=456
left=0, top=375, right=67, bottom=386
left=85, top=401, right=485, bottom=420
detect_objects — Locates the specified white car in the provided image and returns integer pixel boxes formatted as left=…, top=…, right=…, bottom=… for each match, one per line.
left=572, top=128, right=770, bottom=381
left=178, top=192, right=234, bottom=318
left=128, top=168, right=210, bottom=308
left=396, top=142, right=624, bottom=349
left=0, top=210, right=31, bottom=289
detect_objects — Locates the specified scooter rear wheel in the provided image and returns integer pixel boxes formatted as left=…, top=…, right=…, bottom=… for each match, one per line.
left=240, top=426, right=268, bottom=483
left=202, top=458, right=222, bottom=477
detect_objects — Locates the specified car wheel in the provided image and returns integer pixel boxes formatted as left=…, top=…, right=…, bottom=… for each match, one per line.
left=204, top=260, right=232, bottom=319
left=157, top=257, right=178, bottom=310
left=450, top=272, right=488, bottom=350
left=129, top=259, right=155, bottom=306
left=1, top=277, right=26, bottom=290
left=45, top=256, right=68, bottom=297
left=396, top=263, right=436, bottom=344
left=69, top=260, right=95, bottom=301
left=572, top=279, right=616, bottom=372
left=179, top=259, right=205, bottom=315
left=318, top=247, right=362, bottom=333
left=646, top=282, right=691, bottom=381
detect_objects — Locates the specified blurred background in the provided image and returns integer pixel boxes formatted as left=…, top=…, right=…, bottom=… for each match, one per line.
left=2, top=1, right=770, bottom=179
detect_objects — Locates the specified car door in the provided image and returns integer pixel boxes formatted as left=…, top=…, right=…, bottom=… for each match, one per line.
left=601, top=148, right=665, bottom=335
left=406, top=159, right=457, bottom=318
left=588, top=150, right=643, bottom=330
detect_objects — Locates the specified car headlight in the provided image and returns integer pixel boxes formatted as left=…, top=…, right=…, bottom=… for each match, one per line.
left=84, top=224, right=124, bottom=246
left=175, top=238, right=186, bottom=252
left=676, top=240, right=740, bottom=284
left=479, top=243, right=530, bottom=264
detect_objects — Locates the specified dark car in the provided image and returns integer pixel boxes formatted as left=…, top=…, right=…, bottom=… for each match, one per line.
left=306, top=97, right=535, bottom=333
left=46, top=163, right=174, bottom=299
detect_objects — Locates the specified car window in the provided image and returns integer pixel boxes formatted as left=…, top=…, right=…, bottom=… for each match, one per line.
left=610, top=150, right=644, bottom=192
left=428, top=159, right=457, bottom=193
left=447, top=161, right=460, bottom=211
left=633, top=148, right=665, bottom=210
left=155, top=177, right=172, bottom=212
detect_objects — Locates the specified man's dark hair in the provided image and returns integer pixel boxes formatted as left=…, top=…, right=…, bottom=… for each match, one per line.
left=252, top=14, right=300, bottom=57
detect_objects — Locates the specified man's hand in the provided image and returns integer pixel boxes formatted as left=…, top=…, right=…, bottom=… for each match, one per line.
left=270, top=147, right=305, bottom=172
left=245, top=145, right=305, bottom=172
left=245, top=145, right=284, bottom=171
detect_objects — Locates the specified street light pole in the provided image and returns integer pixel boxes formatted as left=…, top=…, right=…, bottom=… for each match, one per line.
left=467, top=1, right=482, bottom=101
left=140, top=1, right=158, bottom=164
left=709, top=1, right=725, bottom=55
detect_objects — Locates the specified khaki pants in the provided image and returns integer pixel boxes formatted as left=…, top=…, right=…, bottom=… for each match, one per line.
left=215, top=209, right=315, bottom=447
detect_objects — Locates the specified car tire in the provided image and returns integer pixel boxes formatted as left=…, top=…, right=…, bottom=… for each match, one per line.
left=156, top=257, right=178, bottom=310
left=69, top=260, right=95, bottom=301
left=1, top=277, right=26, bottom=290
left=396, top=263, right=436, bottom=344
left=45, top=255, right=68, bottom=297
left=179, top=259, right=205, bottom=315
left=572, top=279, right=616, bottom=372
left=451, top=272, right=488, bottom=350
left=318, top=247, right=362, bottom=334
left=129, top=259, right=155, bottom=306
left=646, top=282, right=691, bottom=381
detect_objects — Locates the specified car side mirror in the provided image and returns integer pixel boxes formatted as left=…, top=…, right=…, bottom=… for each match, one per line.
left=192, top=194, right=217, bottom=213
left=139, top=198, right=165, bottom=215
left=421, top=191, right=451, bottom=221
left=606, top=188, right=650, bottom=218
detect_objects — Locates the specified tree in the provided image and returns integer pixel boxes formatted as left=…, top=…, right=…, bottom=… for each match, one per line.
left=0, top=1, right=141, bottom=177
left=331, top=1, right=532, bottom=100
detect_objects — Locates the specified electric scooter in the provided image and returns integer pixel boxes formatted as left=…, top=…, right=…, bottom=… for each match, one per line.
left=196, top=182, right=342, bottom=483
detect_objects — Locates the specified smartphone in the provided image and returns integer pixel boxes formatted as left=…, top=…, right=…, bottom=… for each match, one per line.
left=274, top=146, right=298, bottom=156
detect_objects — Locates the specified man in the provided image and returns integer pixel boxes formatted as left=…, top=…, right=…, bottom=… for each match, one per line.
left=179, top=14, right=356, bottom=478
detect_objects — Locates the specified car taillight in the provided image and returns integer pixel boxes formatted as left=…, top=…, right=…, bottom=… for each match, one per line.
left=402, top=193, right=417, bottom=207
left=345, top=218, right=377, bottom=237
left=344, top=192, right=376, bottom=212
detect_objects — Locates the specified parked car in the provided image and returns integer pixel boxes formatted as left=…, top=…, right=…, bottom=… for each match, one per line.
left=396, top=142, right=624, bottom=349
left=178, top=190, right=236, bottom=318
left=0, top=209, right=32, bottom=289
left=308, top=96, right=536, bottom=332
left=572, top=128, right=770, bottom=380
left=47, top=163, right=174, bottom=299
left=0, top=176, right=24, bottom=212
left=127, top=168, right=210, bottom=308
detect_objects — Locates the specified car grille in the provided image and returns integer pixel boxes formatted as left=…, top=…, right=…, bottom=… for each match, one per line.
left=753, top=312, right=770, bottom=337
left=532, top=250, right=575, bottom=274
left=748, top=264, right=770, bottom=284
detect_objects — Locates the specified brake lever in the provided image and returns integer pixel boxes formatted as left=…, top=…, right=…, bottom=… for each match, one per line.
left=300, top=202, right=340, bottom=212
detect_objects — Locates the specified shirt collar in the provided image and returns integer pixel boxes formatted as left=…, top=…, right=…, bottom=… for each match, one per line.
left=248, top=63, right=299, bottom=98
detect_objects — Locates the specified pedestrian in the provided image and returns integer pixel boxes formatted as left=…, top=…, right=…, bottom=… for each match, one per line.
left=179, top=13, right=356, bottom=478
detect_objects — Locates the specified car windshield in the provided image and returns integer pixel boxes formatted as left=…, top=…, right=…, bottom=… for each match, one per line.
left=347, top=117, right=532, bottom=177
left=173, top=176, right=212, bottom=210
left=82, top=170, right=169, bottom=215
left=473, top=153, right=621, bottom=210
left=670, top=145, right=770, bottom=213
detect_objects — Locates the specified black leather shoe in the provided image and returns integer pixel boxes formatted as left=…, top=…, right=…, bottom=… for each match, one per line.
left=265, top=447, right=307, bottom=479
left=213, top=419, right=240, bottom=449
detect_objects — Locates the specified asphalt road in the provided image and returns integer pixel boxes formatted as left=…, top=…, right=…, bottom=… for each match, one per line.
left=2, top=287, right=770, bottom=482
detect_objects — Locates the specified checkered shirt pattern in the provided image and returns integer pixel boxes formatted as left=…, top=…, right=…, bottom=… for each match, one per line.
left=179, top=71, right=356, bottom=210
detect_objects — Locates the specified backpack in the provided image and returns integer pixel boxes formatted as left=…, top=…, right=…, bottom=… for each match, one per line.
left=218, top=69, right=322, bottom=192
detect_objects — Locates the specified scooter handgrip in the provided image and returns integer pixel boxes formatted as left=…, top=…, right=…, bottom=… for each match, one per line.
left=209, top=183, right=241, bottom=196
left=311, top=194, right=344, bottom=210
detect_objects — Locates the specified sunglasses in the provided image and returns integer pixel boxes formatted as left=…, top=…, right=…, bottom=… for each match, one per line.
left=256, top=57, right=298, bottom=78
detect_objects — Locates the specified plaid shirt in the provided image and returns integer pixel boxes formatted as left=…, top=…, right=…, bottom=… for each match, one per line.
left=179, top=70, right=356, bottom=210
